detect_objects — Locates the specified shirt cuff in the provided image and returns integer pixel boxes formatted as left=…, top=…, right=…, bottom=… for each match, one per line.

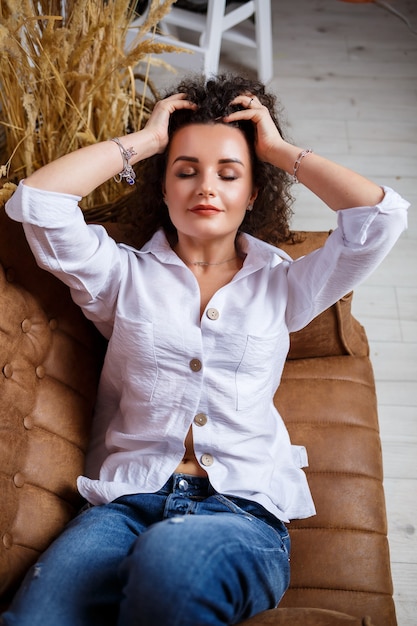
left=5, top=180, right=82, bottom=228
left=337, top=186, right=409, bottom=246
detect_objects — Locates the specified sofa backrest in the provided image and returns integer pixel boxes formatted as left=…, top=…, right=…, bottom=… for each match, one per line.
left=0, top=210, right=371, bottom=603
left=0, top=208, right=103, bottom=601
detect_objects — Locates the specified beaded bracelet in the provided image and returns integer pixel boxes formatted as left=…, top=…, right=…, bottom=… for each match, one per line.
left=110, top=137, right=137, bottom=185
left=292, top=148, right=313, bottom=183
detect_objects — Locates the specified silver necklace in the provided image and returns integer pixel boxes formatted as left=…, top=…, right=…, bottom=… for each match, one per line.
left=184, top=255, right=239, bottom=267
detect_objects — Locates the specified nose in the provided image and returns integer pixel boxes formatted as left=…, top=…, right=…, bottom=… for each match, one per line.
left=198, top=171, right=216, bottom=197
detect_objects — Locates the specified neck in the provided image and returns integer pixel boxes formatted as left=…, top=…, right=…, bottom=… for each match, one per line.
left=174, top=235, right=242, bottom=268
left=183, top=255, right=239, bottom=267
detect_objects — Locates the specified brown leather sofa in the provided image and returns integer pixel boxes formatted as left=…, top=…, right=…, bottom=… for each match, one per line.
left=0, top=204, right=397, bottom=625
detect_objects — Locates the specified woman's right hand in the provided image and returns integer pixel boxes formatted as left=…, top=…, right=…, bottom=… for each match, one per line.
left=23, top=93, right=197, bottom=197
left=141, top=93, right=198, bottom=155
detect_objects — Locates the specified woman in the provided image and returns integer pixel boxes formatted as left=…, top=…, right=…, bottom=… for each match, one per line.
left=3, top=74, right=408, bottom=626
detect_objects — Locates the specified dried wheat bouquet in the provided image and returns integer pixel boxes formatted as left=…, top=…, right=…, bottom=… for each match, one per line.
left=0, top=0, right=181, bottom=215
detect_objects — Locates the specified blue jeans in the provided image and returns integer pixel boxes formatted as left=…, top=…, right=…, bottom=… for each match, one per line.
left=2, top=474, right=290, bottom=626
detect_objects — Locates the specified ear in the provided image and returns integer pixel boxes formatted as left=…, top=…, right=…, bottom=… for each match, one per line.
left=250, top=188, right=258, bottom=205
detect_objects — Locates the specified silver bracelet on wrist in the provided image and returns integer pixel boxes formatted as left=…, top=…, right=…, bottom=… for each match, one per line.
left=292, top=148, right=313, bottom=183
left=110, top=137, right=137, bottom=185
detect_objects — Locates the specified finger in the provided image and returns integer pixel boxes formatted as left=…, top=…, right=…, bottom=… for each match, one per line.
left=222, top=104, right=266, bottom=124
left=229, top=94, right=261, bottom=109
left=151, top=96, right=196, bottom=121
left=160, top=92, right=198, bottom=110
left=221, top=95, right=266, bottom=123
left=159, top=92, right=189, bottom=101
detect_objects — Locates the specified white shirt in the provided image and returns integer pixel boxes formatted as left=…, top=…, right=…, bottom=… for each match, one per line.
left=6, top=182, right=408, bottom=522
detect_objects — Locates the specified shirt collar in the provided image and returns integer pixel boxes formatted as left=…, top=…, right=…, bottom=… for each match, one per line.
left=119, top=228, right=292, bottom=272
left=119, top=229, right=182, bottom=266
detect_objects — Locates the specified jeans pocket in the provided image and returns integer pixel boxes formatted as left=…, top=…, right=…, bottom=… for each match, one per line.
left=213, top=495, right=290, bottom=555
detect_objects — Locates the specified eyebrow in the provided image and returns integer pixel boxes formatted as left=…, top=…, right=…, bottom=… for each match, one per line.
left=172, top=156, right=244, bottom=166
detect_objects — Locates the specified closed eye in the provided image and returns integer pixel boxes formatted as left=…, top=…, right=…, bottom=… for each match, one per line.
left=220, top=173, right=239, bottom=180
left=218, top=167, right=240, bottom=180
left=176, top=169, right=196, bottom=178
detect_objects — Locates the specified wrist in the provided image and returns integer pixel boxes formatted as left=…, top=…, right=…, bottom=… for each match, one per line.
left=291, top=149, right=314, bottom=183
left=267, top=143, right=304, bottom=175
left=114, top=129, right=160, bottom=166
left=136, top=127, right=162, bottom=160
left=110, top=137, right=137, bottom=185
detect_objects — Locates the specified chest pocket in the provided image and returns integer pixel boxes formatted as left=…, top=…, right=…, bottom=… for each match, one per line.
left=235, top=331, right=287, bottom=411
left=109, top=317, right=159, bottom=403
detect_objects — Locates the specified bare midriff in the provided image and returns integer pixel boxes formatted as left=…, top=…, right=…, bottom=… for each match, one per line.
left=174, top=426, right=208, bottom=477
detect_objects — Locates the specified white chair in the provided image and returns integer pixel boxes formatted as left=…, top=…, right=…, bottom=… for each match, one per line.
left=131, top=0, right=273, bottom=84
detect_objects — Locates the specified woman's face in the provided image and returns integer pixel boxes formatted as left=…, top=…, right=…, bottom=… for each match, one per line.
left=163, top=123, right=257, bottom=243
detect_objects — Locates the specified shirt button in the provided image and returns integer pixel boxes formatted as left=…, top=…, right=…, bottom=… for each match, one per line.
left=189, top=358, right=202, bottom=372
left=194, top=413, right=208, bottom=427
left=206, top=308, right=219, bottom=321
left=200, top=453, right=214, bottom=467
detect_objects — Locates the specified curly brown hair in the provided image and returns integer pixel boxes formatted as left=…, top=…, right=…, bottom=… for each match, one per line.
left=123, top=73, right=295, bottom=249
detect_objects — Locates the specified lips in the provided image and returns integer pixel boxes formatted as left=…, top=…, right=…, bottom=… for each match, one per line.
left=189, top=204, right=222, bottom=215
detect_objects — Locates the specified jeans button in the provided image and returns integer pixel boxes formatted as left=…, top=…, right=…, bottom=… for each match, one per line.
left=178, top=479, right=189, bottom=491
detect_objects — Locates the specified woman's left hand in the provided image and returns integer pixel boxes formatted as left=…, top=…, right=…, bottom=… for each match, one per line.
left=224, top=94, right=385, bottom=211
left=223, top=94, right=288, bottom=166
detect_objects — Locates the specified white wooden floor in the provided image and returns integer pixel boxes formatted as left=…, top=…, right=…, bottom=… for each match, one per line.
left=146, top=1, right=417, bottom=624
left=264, top=3, right=417, bottom=624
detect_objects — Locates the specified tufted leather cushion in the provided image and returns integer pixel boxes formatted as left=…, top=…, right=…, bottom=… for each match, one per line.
left=253, top=232, right=397, bottom=626
left=240, top=357, right=396, bottom=626
left=0, top=208, right=103, bottom=601
left=271, top=355, right=396, bottom=626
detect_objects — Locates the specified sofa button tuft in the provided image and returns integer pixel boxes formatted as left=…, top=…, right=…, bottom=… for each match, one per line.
left=2, top=363, right=13, bottom=378
left=13, top=473, right=25, bottom=488
left=35, top=365, right=46, bottom=379
left=49, top=318, right=58, bottom=330
left=21, top=318, right=32, bottom=333
left=23, top=416, right=34, bottom=430
left=2, top=533, right=13, bottom=549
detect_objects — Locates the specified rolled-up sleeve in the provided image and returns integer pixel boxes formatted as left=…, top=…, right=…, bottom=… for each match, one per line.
left=338, top=186, right=408, bottom=248
left=5, top=181, right=122, bottom=314
left=285, top=186, right=409, bottom=332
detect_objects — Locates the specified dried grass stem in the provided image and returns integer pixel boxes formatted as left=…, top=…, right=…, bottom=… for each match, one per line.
left=0, top=0, right=181, bottom=215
